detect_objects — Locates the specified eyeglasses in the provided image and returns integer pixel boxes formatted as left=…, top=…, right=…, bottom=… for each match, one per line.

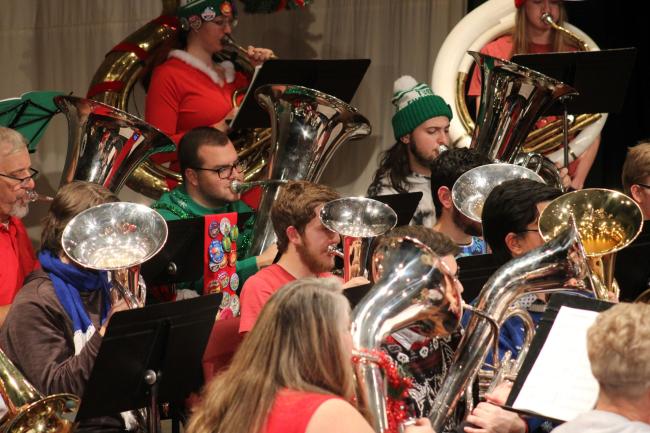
left=635, top=183, right=650, bottom=190
left=517, top=228, right=539, bottom=234
left=191, top=161, right=245, bottom=179
left=212, top=17, right=238, bottom=28
left=0, top=168, right=39, bottom=187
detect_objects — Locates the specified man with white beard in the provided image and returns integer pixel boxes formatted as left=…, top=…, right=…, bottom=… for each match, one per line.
left=0, top=127, right=39, bottom=325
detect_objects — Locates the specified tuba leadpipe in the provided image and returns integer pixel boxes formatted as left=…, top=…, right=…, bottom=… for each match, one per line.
left=229, top=179, right=288, bottom=194
left=541, top=12, right=589, bottom=51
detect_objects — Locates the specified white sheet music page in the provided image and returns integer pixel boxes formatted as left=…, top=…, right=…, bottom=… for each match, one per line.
left=512, top=306, right=600, bottom=421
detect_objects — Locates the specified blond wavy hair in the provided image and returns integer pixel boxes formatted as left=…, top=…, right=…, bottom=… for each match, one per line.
left=186, top=277, right=354, bottom=433
left=587, top=303, right=650, bottom=398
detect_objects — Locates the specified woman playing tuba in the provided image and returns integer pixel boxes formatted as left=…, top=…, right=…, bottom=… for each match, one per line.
left=145, top=0, right=275, bottom=177
left=466, top=0, right=599, bottom=191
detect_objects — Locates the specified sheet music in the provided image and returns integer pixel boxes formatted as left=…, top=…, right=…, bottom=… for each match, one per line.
left=512, top=306, right=600, bottom=421
left=228, top=65, right=261, bottom=128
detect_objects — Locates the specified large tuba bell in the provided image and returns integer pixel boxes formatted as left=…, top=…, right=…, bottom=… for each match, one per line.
left=469, top=51, right=576, bottom=189
left=0, top=349, right=78, bottom=432
left=247, top=84, right=371, bottom=256
left=352, top=236, right=463, bottom=433
left=62, top=202, right=168, bottom=309
left=452, top=163, right=544, bottom=223
left=539, top=188, right=644, bottom=300
left=55, top=95, right=176, bottom=196
left=319, top=197, right=397, bottom=282
left=431, top=0, right=606, bottom=166
left=428, top=222, right=593, bottom=431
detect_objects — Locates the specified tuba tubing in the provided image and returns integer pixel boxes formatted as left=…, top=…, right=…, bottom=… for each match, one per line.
left=428, top=222, right=593, bottom=431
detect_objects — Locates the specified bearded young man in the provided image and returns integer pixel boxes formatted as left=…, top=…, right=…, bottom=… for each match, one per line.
left=238, top=180, right=346, bottom=334
left=0, top=127, right=40, bottom=324
left=368, top=76, right=452, bottom=227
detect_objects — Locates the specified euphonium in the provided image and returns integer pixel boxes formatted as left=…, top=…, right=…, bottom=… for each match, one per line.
left=62, top=202, right=168, bottom=309
left=469, top=51, right=577, bottom=190
left=55, top=95, right=176, bottom=196
left=352, top=236, right=464, bottom=433
left=452, top=163, right=544, bottom=223
left=247, top=85, right=371, bottom=256
left=539, top=188, right=644, bottom=300
left=319, top=197, right=397, bottom=282
left=428, top=222, right=592, bottom=431
left=0, top=348, right=78, bottom=432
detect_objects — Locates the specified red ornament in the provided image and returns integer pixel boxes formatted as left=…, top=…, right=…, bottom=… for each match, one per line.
left=352, top=349, right=413, bottom=433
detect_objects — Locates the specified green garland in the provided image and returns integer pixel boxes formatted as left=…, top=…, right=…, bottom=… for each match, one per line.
left=239, top=0, right=312, bottom=14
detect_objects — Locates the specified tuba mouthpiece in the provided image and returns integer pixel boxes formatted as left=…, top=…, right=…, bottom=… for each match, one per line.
left=25, top=190, right=54, bottom=203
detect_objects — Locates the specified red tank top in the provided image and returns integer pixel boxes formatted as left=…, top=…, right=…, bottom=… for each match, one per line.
left=261, top=389, right=339, bottom=433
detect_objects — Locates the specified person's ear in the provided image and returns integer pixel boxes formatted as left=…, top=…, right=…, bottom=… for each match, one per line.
left=505, top=232, right=524, bottom=257
left=185, top=168, right=199, bottom=186
left=286, top=226, right=302, bottom=246
left=438, top=186, right=453, bottom=210
left=630, top=184, right=643, bottom=203
left=400, top=134, right=410, bottom=144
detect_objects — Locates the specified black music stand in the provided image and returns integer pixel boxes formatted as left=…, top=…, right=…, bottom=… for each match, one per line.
left=457, top=254, right=500, bottom=302
left=504, top=293, right=614, bottom=422
left=230, top=59, right=371, bottom=130
left=370, top=192, right=423, bottom=227
left=140, top=213, right=254, bottom=285
left=76, top=294, right=221, bottom=433
left=513, top=48, right=636, bottom=165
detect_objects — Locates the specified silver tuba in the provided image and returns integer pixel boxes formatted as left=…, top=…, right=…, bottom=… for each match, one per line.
left=352, top=236, right=464, bottom=433
left=469, top=51, right=577, bottom=190
left=319, top=197, right=397, bottom=282
left=62, top=202, right=168, bottom=309
left=428, top=221, right=592, bottom=431
left=452, top=163, right=545, bottom=223
left=247, top=85, right=371, bottom=256
left=55, top=95, right=176, bottom=196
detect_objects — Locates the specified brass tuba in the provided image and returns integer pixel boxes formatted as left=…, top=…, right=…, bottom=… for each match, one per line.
left=428, top=221, right=593, bottom=431
left=0, top=348, right=78, bottom=432
left=539, top=188, right=644, bottom=300
left=62, top=202, right=168, bottom=309
left=247, top=84, right=371, bottom=256
left=319, top=197, right=397, bottom=282
left=469, top=51, right=576, bottom=190
left=352, top=236, right=464, bottom=433
left=55, top=95, right=176, bottom=196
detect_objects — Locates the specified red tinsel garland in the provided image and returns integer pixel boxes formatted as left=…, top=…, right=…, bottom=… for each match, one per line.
left=352, top=349, right=414, bottom=433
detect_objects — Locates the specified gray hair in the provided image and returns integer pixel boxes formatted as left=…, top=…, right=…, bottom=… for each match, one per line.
left=0, top=127, right=28, bottom=157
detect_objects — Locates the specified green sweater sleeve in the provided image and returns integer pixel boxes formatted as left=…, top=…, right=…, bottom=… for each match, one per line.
left=236, top=256, right=259, bottom=285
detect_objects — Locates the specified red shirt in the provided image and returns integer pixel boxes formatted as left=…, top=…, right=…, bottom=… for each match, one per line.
left=0, top=217, right=38, bottom=305
left=145, top=55, right=248, bottom=166
left=262, top=389, right=338, bottom=433
left=238, top=264, right=335, bottom=334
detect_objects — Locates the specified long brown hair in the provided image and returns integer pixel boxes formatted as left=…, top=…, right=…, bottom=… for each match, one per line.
left=511, top=4, right=575, bottom=56
left=186, top=277, right=354, bottom=433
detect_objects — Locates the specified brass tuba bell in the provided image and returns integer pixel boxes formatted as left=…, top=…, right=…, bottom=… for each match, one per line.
left=62, top=202, right=168, bottom=309
left=0, top=348, right=78, bottom=432
left=539, top=188, right=644, bottom=300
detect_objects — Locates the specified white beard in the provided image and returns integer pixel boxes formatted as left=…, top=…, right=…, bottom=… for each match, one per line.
left=9, top=201, right=29, bottom=219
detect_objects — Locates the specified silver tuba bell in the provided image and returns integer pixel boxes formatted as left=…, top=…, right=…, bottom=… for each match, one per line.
left=62, top=202, right=168, bottom=309
left=428, top=221, right=592, bottom=431
left=55, top=95, right=176, bottom=195
left=352, top=236, right=464, bottom=433
left=452, top=163, right=545, bottom=223
left=469, top=52, right=577, bottom=190
left=247, top=85, right=371, bottom=256
left=319, top=197, right=397, bottom=282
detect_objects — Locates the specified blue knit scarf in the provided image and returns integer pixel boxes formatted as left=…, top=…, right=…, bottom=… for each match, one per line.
left=38, top=250, right=111, bottom=354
